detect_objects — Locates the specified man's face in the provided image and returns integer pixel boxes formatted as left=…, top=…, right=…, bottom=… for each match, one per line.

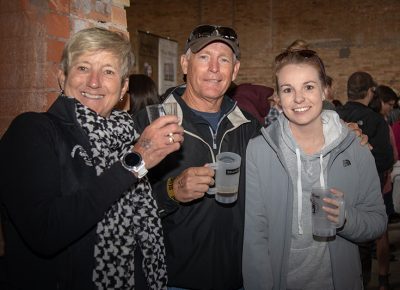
left=181, top=42, right=240, bottom=103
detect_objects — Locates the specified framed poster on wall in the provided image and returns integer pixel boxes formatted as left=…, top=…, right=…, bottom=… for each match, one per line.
left=138, top=31, right=158, bottom=81
left=158, top=38, right=178, bottom=95
left=137, top=31, right=178, bottom=96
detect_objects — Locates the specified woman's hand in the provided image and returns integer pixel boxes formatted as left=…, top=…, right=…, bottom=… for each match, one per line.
left=322, top=188, right=346, bottom=228
left=134, top=115, right=184, bottom=170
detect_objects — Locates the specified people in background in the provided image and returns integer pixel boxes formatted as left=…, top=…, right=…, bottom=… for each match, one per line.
left=231, top=83, right=274, bottom=126
left=387, top=91, right=400, bottom=126
left=370, top=84, right=399, bottom=290
left=265, top=91, right=282, bottom=126
left=127, top=74, right=160, bottom=116
left=332, top=99, right=343, bottom=108
left=322, top=75, right=336, bottom=110
left=0, top=27, right=184, bottom=290
left=336, top=71, right=394, bottom=288
left=243, top=48, right=387, bottom=290
left=133, top=24, right=261, bottom=290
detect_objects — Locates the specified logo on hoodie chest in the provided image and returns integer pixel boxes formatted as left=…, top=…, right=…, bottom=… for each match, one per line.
left=343, top=159, right=351, bottom=167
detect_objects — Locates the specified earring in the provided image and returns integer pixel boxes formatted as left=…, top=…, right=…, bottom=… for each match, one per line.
left=322, top=94, right=326, bottom=101
left=119, top=96, right=124, bottom=102
left=58, top=80, right=65, bottom=96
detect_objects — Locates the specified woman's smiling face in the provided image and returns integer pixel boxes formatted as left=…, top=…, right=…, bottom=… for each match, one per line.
left=277, top=63, right=326, bottom=129
left=60, top=50, right=128, bottom=117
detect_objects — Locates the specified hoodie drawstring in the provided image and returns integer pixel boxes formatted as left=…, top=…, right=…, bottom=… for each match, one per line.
left=319, top=154, right=325, bottom=188
left=295, top=148, right=303, bottom=235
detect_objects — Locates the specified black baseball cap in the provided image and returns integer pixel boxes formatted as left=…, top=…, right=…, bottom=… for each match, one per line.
left=184, top=25, right=241, bottom=59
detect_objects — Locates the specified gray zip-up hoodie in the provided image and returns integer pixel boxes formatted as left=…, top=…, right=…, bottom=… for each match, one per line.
left=243, top=110, right=387, bottom=290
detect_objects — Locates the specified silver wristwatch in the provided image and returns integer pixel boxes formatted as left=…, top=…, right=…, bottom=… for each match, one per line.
left=121, top=151, right=148, bottom=178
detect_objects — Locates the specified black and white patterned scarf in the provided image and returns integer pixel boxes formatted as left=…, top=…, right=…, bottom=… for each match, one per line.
left=74, top=100, right=167, bottom=289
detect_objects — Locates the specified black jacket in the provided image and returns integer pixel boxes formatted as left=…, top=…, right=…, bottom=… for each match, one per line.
left=336, top=101, right=394, bottom=174
left=0, top=96, right=137, bottom=289
left=134, top=86, right=261, bottom=289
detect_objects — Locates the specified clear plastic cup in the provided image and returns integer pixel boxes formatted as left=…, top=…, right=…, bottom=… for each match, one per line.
left=208, top=152, right=241, bottom=204
left=146, top=103, right=177, bottom=122
left=311, top=187, right=344, bottom=238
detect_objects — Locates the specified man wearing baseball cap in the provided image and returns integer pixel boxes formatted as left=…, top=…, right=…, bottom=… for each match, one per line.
left=134, top=24, right=260, bottom=289
left=337, top=71, right=393, bottom=184
left=337, top=71, right=394, bottom=288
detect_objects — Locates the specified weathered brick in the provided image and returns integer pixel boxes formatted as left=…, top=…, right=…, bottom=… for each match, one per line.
left=47, top=39, right=66, bottom=62
left=49, top=0, right=70, bottom=14
left=3, top=0, right=400, bottom=137
left=46, top=62, right=62, bottom=92
left=112, top=0, right=130, bottom=7
left=0, top=0, right=129, bottom=136
left=46, top=13, right=70, bottom=38
left=111, top=5, right=127, bottom=27
left=126, top=0, right=400, bottom=102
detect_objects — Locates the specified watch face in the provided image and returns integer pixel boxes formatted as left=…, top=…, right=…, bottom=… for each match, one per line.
left=125, top=152, right=141, bottom=167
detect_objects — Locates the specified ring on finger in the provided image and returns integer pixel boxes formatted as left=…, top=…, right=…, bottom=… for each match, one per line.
left=168, top=132, right=175, bottom=144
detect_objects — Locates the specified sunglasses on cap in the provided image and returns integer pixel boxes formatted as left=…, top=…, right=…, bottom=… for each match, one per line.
left=187, top=25, right=238, bottom=44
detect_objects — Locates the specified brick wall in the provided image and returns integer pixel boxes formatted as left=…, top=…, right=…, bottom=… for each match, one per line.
left=126, top=0, right=400, bottom=103
left=1, top=0, right=400, bottom=136
left=0, top=0, right=130, bottom=136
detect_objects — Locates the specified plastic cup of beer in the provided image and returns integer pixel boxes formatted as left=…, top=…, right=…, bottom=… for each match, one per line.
left=310, top=187, right=340, bottom=238
left=146, top=103, right=177, bottom=122
left=207, top=152, right=241, bottom=204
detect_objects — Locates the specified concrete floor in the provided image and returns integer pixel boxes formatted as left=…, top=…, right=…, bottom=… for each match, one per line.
left=367, top=220, right=400, bottom=290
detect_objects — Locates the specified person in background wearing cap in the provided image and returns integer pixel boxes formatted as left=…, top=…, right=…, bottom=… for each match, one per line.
left=336, top=71, right=394, bottom=289
left=133, top=24, right=260, bottom=289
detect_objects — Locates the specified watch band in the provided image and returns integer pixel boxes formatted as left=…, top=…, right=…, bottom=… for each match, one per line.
left=133, top=160, right=148, bottom=179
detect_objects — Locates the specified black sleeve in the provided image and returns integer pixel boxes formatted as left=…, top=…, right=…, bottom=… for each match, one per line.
left=371, top=117, right=394, bottom=173
left=0, top=113, right=137, bottom=255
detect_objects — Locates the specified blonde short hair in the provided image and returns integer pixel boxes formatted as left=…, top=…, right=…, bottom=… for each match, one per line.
left=60, top=27, right=135, bottom=81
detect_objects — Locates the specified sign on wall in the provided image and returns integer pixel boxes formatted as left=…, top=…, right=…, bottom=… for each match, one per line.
left=158, top=38, right=178, bottom=95
left=138, top=31, right=178, bottom=96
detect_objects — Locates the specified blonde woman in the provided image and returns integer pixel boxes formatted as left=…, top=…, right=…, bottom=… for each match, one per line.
left=243, top=49, right=387, bottom=289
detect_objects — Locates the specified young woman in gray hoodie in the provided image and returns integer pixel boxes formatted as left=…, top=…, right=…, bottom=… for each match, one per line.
left=243, top=49, right=387, bottom=290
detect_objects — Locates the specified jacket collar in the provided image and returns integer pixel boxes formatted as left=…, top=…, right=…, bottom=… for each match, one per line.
left=261, top=114, right=356, bottom=159
left=163, top=84, right=251, bottom=128
left=47, top=95, right=79, bottom=124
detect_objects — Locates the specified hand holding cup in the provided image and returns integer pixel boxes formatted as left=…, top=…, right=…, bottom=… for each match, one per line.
left=311, top=187, right=345, bottom=238
left=134, top=114, right=184, bottom=170
left=172, top=166, right=215, bottom=203
left=321, top=188, right=345, bottom=228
